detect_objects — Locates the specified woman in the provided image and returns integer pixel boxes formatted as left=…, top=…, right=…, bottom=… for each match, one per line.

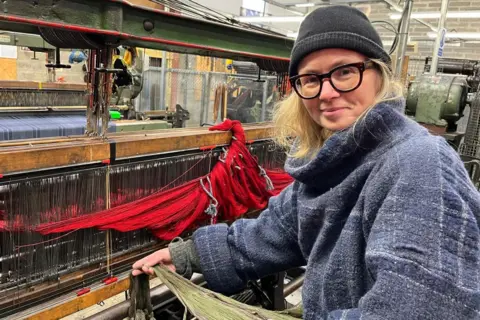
left=133, top=5, right=480, bottom=319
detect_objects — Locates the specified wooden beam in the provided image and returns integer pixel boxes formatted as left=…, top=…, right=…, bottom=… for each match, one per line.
left=401, top=56, right=410, bottom=88
left=0, top=141, right=110, bottom=175
left=24, top=277, right=130, bottom=320
left=0, top=80, right=86, bottom=91
left=0, top=124, right=275, bottom=175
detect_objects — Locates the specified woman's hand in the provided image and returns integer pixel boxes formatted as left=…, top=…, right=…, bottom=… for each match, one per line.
left=131, top=248, right=176, bottom=276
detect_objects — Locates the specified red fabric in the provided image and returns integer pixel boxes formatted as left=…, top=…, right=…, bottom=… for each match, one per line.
left=8, top=120, right=293, bottom=240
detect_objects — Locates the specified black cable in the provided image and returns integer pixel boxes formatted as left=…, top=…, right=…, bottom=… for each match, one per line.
left=152, top=0, right=208, bottom=20
left=393, top=3, right=410, bottom=54
left=150, top=0, right=286, bottom=37
left=372, top=20, right=399, bottom=55
left=185, top=0, right=236, bottom=22
left=372, top=20, right=398, bottom=34
left=155, top=0, right=233, bottom=25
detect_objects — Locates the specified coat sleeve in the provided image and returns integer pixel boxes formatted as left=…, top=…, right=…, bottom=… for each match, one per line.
left=192, top=181, right=306, bottom=295
left=327, top=137, right=480, bottom=319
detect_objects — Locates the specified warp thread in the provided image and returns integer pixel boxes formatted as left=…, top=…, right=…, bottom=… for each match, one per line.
left=151, top=264, right=303, bottom=320
left=27, top=119, right=293, bottom=240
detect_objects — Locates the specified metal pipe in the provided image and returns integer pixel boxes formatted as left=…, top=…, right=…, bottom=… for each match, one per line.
left=283, top=275, right=305, bottom=297
left=199, top=73, right=207, bottom=126
left=148, top=67, right=277, bottom=80
left=159, top=50, right=167, bottom=110
left=430, top=0, right=450, bottom=76
left=383, top=0, right=437, bottom=32
left=84, top=274, right=206, bottom=320
left=394, top=0, right=413, bottom=79
left=261, top=80, right=268, bottom=122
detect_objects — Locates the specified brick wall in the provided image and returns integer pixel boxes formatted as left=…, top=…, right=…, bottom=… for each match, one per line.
left=365, top=0, right=480, bottom=75
left=15, top=48, right=85, bottom=83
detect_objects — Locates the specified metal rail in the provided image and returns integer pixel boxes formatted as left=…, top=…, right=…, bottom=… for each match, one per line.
left=0, top=0, right=293, bottom=67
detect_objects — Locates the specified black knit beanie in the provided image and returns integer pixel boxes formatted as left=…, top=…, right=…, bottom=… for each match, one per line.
left=289, top=5, right=390, bottom=77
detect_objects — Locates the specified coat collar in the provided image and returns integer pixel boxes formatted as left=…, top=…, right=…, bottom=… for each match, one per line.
left=284, top=98, right=426, bottom=186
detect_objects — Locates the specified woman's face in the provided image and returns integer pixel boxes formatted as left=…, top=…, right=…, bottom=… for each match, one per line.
left=296, top=48, right=381, bottom=131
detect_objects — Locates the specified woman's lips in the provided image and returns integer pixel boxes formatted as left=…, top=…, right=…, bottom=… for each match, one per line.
left=321, top=107, right=347, bottom=117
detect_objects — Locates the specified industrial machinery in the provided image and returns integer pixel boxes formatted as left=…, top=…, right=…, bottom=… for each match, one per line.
left=406, top=73, right=469, bottom=133
left=0, top=1, right=296, bottom=319
left=0, top=38, right=189, bottom=140
left=406, top=56, right=480, bottom=189
left=137, top=104, right=190, bottom=128
left=423, top=57, right=480, bottom=93
left=406, top=57, right=480, bottom=147
left=459, top=87, right=480, bottom=190
left=221, top=61, right=282, bottom=123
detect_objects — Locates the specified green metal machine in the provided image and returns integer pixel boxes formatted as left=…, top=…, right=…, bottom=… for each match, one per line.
left=0, top=0, right=293, bottom=68
left=0, top=0, right=293, bottom=136
left=406, top=73, right=469, bottom=133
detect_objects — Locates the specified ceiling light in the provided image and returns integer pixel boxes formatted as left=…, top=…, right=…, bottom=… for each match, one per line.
left=427, top=32, right=480, bottom=40
left=287, top=32, right=298, bottom=38
left=237, top=16, right=304, bottom=23
left=390, top=11, right=480, bottom=19
left=295, top=3, right=315, bottom=7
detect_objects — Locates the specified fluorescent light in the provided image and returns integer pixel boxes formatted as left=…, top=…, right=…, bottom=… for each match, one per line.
left=287, top=32, right=298, bottom=38
left=427, top=32, right=480, bottom=40
left=237, top=16, right=305, bottom=23
left=384, top=40, right=461, bottom=47
left=295, top=3, right=314, bottom=7
left=390, top=11, right=480, bottom=19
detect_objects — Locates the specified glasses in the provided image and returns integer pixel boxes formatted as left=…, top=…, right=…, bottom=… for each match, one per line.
left=289, top=60, right=374, bottom=100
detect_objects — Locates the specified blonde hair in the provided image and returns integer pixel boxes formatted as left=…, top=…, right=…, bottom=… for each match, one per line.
left=272, top=59, right=404, bottom=159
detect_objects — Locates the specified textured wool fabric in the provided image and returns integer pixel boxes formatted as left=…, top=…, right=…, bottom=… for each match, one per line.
left=192, top=98, right=480, bottom=319
left=288, top=5, right=391, bottom=77
left=169, top=238, right=202, bottom=279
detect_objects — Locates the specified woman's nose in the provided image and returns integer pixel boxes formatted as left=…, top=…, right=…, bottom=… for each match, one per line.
left=319, top=80, right=341, bottom=101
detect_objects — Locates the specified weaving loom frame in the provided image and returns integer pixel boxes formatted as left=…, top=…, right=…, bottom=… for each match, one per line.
left=0, top=132, right=287, bottom=319
left=0, top=124, right=275, bottom=176
left=0, top=0, right=293, bottom=68
left=0, top=0, right=295, bottom=317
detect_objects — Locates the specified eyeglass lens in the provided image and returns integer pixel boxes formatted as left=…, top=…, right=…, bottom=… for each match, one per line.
left=294, top=65, right=362, bottom=99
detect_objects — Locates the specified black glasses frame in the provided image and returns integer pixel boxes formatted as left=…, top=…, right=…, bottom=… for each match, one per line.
left=289, top=60, right=374, bottom=100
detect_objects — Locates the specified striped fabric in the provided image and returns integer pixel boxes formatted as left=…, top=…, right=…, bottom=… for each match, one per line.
left=0, top=114, right=114, bottom=140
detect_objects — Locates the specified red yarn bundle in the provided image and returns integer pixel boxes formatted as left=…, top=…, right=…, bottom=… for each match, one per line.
left=35, top=120, right=293, bottom=240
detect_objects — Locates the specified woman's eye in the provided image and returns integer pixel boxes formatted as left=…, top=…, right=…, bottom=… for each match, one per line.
left=302, top=76, right=318, bottom=85
left=335, top=67, right=357, bottom=78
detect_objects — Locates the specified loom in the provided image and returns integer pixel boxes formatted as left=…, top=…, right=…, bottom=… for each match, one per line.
left=0, top=1, right=302, bottom=319
left=0, top=44, right=187, bottom=140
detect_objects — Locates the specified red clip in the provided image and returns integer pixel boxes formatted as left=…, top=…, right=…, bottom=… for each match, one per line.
left=0, top=174, right=3, bottom=179
left=101, top=159, right=111, bottom=165
left=76, top=288, right=90, bottom=296
left=199, top=145, right=216, bottom=151
left=246, top=140, right=254, bottom=144
left=103, top=276, right=118, bottom=285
